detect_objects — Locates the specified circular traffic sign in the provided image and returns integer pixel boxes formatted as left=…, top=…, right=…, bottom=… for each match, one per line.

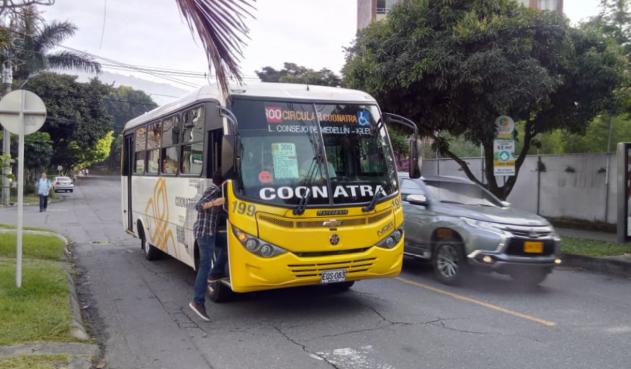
left=0, top=90, right=47, bottom=135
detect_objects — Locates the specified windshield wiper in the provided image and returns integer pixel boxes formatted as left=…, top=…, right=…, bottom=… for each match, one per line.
left=362, top=186, right=385, bottom=212
left=293, top=155, right=319, bottom=215
left=293, top=124, right=323, bottom=215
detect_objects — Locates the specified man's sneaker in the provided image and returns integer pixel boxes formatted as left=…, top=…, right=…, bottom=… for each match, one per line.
left=188, top=302, right=210, bottom=321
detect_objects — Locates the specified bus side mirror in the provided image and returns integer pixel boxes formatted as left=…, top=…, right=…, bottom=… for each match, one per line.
left=383, top=112, right=422, bottom=179
left=409, top=138, right=422, bottom=179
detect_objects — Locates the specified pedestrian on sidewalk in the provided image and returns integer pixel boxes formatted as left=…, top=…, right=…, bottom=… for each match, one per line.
left=189, top=171, right=226, bottom=321
left=37, top=173, right=52, bottom=212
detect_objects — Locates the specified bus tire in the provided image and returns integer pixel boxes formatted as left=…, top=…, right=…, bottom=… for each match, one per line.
left=138, top=222, right=160, bottom=261
left=208, top=281, right=232, bottom=303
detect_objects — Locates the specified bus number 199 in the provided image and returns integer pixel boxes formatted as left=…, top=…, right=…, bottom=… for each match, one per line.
left=233, top=201, right=256, bottom=216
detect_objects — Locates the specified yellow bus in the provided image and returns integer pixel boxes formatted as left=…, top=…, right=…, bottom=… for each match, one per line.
left=121, top=83, right=421, bottom=302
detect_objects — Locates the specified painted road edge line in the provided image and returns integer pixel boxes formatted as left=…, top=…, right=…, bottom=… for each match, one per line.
left=396, top=277, right=556, bottom=327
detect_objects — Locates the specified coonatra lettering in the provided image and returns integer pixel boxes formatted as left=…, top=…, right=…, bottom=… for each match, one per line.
left=259, top=185, right=385, bottom=201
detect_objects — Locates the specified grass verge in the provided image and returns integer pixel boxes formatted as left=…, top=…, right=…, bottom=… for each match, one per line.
left=0, top=233, right=65, bottom=260
left=561, top=237, right=631, bottom=257
left=0, top=258, right=72, bottom=345
left=0, top=354, right=70, bottom=369
left=0, top=223, right=50, bottom=232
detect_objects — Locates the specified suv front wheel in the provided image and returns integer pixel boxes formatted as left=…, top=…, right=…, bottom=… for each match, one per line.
left=432, top=243, right=466, bottom=285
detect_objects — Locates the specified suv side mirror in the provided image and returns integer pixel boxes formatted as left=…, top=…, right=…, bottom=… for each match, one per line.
left=406, top=194, right=428, bottom=206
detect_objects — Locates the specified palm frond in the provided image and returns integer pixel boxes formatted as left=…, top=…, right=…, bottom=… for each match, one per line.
left=35, top=21, right=77, bottom=53
left=175, top=0, right=255, bottom=95
left=46, top=51, right=101, bottom=73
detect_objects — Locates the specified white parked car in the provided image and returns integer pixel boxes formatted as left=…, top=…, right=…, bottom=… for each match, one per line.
left=53, top=176, right=74, bottom=193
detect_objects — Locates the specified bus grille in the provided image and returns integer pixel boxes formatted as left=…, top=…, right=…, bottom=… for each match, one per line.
left=259, top=211, right=391, bottom=229
left=288, top=257, right=377, bottom=278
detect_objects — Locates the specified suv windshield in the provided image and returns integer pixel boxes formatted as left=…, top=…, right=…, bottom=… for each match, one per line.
left=231, top=98, right=398, bottom=206
left=424, top=180, right=501, bottom=207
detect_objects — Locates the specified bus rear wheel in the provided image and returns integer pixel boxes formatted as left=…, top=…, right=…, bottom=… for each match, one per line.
left=208, top=281, right=232, bottom=303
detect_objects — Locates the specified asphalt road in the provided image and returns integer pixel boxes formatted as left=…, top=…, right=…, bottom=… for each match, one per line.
left=1, top=176, right=630, bottom=369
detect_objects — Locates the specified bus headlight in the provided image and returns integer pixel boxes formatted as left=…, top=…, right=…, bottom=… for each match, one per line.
left=376, top=228, right=403, bottom=249
left=232, top=226, right=287, bottom=258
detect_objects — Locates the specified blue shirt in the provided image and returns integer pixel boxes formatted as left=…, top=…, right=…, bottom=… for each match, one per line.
left=37, top=179, right=51, bottom=196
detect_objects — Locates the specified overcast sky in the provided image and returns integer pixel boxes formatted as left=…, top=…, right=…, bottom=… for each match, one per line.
left=42, top=0, right=601, bottom=92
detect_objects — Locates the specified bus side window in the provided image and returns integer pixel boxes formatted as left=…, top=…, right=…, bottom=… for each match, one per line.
left=161, top=115, right=181, bottom=176
left=134, top=127, right=147, bottom=175
left=179, top=106, right=204, bottom=176
left=180, top=142, right=203, bottom=176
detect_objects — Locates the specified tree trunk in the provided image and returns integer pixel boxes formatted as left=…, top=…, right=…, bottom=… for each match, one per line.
left=441, top=121, right=536, bottom=200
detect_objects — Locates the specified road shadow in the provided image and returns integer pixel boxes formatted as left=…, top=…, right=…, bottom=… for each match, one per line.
left=153, top=251, right=375, bottom=320
left=401, top=257, right=556, bottom=296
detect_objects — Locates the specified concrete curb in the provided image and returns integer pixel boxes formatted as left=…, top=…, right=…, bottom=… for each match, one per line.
left=561, top=253, right=631, bottom=279
left=0, top=342, right=98, bottom=369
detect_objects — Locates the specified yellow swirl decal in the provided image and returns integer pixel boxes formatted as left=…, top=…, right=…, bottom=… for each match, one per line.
left=145, top=178, right=176, bottom=257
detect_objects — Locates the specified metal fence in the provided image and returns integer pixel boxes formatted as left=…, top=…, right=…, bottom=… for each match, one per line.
left=422, top=153, right=617, bottom=224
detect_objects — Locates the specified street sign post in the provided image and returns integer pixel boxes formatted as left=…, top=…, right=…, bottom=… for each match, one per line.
left=493, top=139, right=516, bottom=176
left=494, top=116, right=515, bottom=177
left=0, top=90, right=47, bottom=288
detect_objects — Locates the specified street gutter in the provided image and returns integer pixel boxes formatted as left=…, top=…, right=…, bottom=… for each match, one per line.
left=560, top=253, right=631, bottom=279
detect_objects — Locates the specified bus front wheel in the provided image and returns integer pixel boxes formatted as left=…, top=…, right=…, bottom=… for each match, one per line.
left=208, top=281, right=232, bottom=303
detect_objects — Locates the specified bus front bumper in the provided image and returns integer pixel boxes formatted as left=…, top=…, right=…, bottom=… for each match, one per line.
left=229, top=237, right=404, bottom=293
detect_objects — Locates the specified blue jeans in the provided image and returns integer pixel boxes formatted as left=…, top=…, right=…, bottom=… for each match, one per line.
left=193, top=232, right=227, bottom=304
left=39, top=195, right=48, bottom=211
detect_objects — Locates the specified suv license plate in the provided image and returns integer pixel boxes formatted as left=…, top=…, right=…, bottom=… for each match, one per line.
left=524, top=241, right=544, bottom=253
left=321, top=270, right=346, bottom=284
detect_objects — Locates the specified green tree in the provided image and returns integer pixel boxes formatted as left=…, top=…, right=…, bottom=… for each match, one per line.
left=105, top=86, right=157, bottom=134
left=69, top=130, right=114, bottom=169
left=2, top=6, right=100, bottom=83
left=26, top=72, right=113, bottom=170
left=6, top=131, right=53, bottom=182
left=256, top=63, right=342, bottom=86
left=344, top=0, right=627, bottom=199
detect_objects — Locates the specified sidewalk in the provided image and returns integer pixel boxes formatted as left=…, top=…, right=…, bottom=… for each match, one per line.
left=557, top=227, right=631, bottom=278
left=556, top=227, right=618, bottom=243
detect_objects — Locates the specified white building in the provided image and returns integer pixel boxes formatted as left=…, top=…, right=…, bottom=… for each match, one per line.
left=358, top=0, right=564, bottom=30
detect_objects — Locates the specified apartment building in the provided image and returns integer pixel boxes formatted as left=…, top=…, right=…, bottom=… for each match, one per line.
left=357, top=0, right=564, bottom=30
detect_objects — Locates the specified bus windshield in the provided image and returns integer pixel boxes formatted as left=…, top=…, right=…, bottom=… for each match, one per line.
left=231, top=98, right=398, bottom=206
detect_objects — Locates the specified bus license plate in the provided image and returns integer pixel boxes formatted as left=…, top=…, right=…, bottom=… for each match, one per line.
left=321, top=270, right=346, bottom=284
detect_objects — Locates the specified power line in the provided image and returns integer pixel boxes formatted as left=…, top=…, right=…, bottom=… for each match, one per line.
left=2, top=27, right=263, bottom=85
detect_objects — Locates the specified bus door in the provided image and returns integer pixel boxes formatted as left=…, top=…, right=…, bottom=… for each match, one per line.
left=123, top=134, right=134, bottom=232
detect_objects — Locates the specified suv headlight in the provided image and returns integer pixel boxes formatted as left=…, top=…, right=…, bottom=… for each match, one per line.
left=460, top=217, right=504, bottom=232
left=376, top=228, right=403, bottom=249
left=232, top=226, right=288, bottom=258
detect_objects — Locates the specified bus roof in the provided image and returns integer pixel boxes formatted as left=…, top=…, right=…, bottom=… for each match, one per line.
left=123, top=83, right=378, bottom=131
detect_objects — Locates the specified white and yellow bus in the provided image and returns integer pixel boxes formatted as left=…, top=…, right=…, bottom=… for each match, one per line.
left=121, top=83, right=421, bottom=302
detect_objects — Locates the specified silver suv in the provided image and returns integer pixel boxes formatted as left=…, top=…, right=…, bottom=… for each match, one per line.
left=399, top=173, right=561, bottom=286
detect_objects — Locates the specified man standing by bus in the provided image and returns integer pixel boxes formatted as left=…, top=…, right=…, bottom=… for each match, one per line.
left=189, top=176, right=225, bottom=321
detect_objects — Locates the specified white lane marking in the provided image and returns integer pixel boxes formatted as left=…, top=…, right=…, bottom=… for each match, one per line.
left=316, top=345, right=395, bottom=369
left=606, top=326, right=631, bottom=334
